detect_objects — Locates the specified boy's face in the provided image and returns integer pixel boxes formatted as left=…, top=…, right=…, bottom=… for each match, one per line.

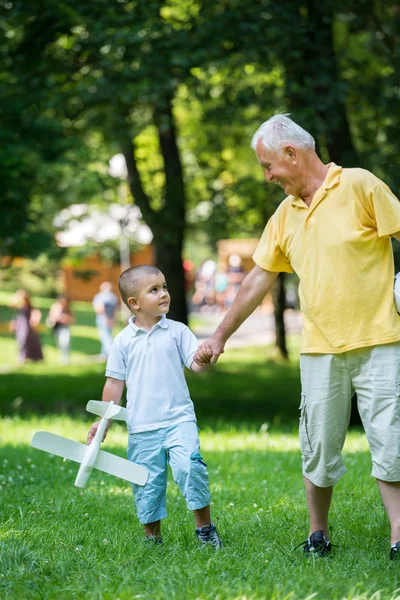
left=129, top=272, right=170, bottom=317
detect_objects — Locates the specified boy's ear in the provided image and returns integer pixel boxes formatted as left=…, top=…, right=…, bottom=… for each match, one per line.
left=127, top=296, right=140, bottom=311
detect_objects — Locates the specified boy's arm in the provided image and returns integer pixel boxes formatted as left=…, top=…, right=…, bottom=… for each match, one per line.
left=87, top=377, right=125, bottom=444
left=190, top=361, right=212, bottom=373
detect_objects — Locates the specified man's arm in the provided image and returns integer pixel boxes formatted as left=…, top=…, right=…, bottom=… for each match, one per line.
left=87, top=377, right=125, bottom=444
left=195, top=266, right=279, bottom=364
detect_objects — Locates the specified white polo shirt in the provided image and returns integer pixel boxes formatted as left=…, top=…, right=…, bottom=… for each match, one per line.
left=105, top=315, right=198, bottom=433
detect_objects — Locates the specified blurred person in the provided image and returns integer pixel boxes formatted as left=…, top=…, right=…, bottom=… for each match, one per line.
left=192, top=260, right=217, bottom=313
left=194, top=113, right=400, bottom=560
left=225, top=254, right=245, bottom=308
left=9, top=289, right=43, bottom=365
left=92, top=281, right=119, bottom=358
left=214, top=269, right=230, bottom=313
left=87, top=265, right=222, bottom=547
left=47, top=295, right=74, bottom=365
left=183, top=259, right=196, bottom=295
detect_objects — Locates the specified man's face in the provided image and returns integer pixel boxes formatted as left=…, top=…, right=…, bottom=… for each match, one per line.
left=256, top=140, right=299, bottom=196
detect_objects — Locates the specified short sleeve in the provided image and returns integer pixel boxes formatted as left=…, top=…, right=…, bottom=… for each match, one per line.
left=178, top=325, right=199, bottom=369
left=370, top=183, right=400, bottom=237
left=105, top=340, right=126, bottom=380
left=253, top=217, right=293, bottom=273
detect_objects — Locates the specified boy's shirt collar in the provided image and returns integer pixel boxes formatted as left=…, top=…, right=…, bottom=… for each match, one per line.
left=128, top=314, right=169, bottom=336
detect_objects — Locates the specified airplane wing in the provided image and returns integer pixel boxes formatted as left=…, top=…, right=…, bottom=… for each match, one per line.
left=94, top=449, right=148, bottom=486
left=31, top=432, right=86, bottom=463
left=86, top=400, right=128, bottom=422
left=31, top=431, right=148, bottom=487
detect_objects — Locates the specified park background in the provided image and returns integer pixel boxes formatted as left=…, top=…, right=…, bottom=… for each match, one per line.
left=1, top=2, right=400, bottom=599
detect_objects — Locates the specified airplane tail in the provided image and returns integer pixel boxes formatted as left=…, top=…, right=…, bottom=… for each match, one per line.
left=86, top=400, right=128, bottom=421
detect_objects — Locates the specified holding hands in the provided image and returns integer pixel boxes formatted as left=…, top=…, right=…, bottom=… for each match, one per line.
left=194, top=336, right=225, bottom=365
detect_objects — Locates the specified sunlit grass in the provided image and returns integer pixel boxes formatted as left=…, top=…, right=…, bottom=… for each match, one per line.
left=1, top=416, right=398, bottom=600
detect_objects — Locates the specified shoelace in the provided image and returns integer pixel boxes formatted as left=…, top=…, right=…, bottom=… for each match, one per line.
left=294, top=536, right=335, bottom=551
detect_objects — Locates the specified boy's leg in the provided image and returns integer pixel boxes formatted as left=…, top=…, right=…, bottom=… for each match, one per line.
left=166, top=422, right=211, bottom=513
left=144, top=520, right=162, bottom=543
left=127, top=431, right=168, bottom=538
left=194, top=505, right=211, bottom=528
left=167, top=422, right=222, bottom=547
left=144, top=520, right=161, bottom=537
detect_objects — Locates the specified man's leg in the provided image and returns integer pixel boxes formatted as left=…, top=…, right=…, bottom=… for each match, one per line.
left=304, top=477, right=333, bottom=538
left=299, top=353, right=351, bottom=546
left=352, top=343, right=400, bottom=551
left=377, top=480, right=400, bottom=545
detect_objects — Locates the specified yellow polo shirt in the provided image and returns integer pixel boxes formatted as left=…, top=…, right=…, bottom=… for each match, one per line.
left=253, top=163, right=400, bottom=353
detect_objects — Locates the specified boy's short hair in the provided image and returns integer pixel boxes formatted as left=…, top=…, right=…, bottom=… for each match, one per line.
left=119, top=265, right=163, bottom=308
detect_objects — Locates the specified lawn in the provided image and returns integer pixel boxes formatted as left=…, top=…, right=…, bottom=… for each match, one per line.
left=1, top=418, right=399, bottom=600
left=0, top=290, right=302, bottom=428
left=1, top=292, right=396, bottom=599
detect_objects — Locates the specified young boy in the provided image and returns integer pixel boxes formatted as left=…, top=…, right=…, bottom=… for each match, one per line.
left=87, top=265, right=222, bottom=548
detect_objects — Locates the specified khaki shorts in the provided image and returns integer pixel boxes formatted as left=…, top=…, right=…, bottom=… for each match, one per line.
left=299, top=343, right=400, bottom=487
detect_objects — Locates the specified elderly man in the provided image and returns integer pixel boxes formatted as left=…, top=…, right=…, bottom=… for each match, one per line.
left=195, top=114, right=400, bottom=559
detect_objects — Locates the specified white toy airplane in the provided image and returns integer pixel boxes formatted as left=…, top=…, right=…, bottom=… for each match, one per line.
left=31, top=401, right=148, bottom=488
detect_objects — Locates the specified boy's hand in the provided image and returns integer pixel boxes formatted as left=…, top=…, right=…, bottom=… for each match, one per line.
left=87, top=421, right=110, bottom=445
left=194, top=343, right=213, bottom=365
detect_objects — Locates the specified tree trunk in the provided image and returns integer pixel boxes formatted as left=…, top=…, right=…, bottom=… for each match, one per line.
left=152, top=233, right=187, bottom=324
left=272, top=273, right=289, bottom=360
left=123, top=97, right=188, bottom=324
left=283, top=0, right=359, bottom=166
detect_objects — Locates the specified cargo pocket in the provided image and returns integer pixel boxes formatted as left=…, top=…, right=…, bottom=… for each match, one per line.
left=190, top=453, right=207, bottom=467
left=299, top=393, right=313, bottom=456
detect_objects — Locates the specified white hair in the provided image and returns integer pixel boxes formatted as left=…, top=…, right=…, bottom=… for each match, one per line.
left=250, top=113, right=315, bottom=153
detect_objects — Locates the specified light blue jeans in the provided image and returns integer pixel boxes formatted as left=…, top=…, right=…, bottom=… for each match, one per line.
left=127, top=421, right=210, bottom=524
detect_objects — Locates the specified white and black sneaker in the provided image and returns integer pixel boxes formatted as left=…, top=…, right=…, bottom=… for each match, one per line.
left=298, top=530, right=332, bottom=557
left=390, top=541, right=400, bottom=560
left=195, top=523, right=223, bottom=548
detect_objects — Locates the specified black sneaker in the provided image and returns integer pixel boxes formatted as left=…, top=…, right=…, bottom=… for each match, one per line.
left=195, top=523, right=223, bottom=548
left=300, top=530, right=332, bottom=557
left=390, top=541, right=400, bottom=560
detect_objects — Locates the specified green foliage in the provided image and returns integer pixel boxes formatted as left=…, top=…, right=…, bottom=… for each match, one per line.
left=1, top=0, right=400, bottom=317
left=0, top=254, right=64, bottom=296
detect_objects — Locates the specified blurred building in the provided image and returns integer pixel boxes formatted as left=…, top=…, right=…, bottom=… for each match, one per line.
left=61, top=246, right=154, bottom=302
left=55, top=203, right=154, bottom=302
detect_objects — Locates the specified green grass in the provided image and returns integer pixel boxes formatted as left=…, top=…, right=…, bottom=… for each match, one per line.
left=1, top=291, right=389, bottom=599
left=0, top=290, right=303, bottom=428
left=1, top=418, right=399, bottom=600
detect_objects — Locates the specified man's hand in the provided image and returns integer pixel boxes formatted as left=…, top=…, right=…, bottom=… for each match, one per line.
left=194, top=336, right=225, bottom=365
left=87, top=420, right=110, bottom=445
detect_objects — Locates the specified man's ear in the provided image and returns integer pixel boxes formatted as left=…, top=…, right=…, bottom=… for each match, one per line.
left=283, top=144, right=297, bottom=163
left=128, top=296, right=140, bottom=311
